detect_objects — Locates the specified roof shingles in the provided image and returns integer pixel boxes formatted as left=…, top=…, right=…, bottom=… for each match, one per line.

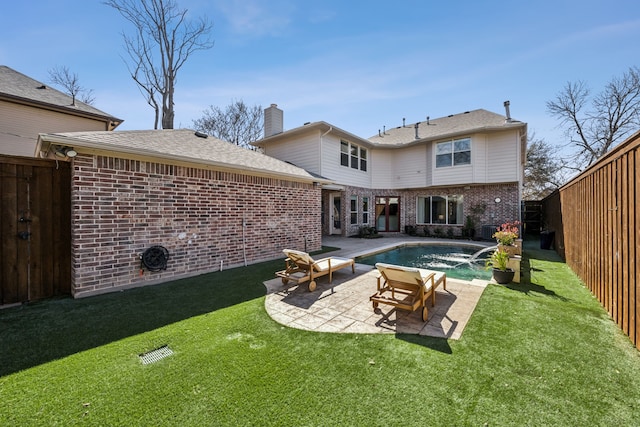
left=0, top=65, right=122, bottom=123
left=41, top=129, right=319, bottom=182
left=367, top=109, right=524, bottom=146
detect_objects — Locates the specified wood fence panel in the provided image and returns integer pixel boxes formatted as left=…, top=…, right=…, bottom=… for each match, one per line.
left=0, top=155, right=71, bottom=305
left=542, top=131, right=640, bottom=350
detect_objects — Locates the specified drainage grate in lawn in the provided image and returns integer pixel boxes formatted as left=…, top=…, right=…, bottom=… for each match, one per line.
left=139, top=345, right=173, bottom=365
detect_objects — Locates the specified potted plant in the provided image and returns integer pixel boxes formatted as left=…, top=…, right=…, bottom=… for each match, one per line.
left=486, top=248, right=515, bottom=284
left=492, top=220, right=520, bottom=256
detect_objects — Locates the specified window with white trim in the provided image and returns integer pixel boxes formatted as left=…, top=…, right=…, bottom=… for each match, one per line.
left=416, top=195, right=464, bottom=225
left=436, top=138, right=471, bottom=168
left=340, top=140, right=367, bottom=171
left=362, top=196, right=369, bottom=224
left=350, top=195, right=358, bottom=224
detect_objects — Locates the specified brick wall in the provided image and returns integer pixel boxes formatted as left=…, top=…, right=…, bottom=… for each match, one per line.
left=324, top=183, right=519, bottom=237
left=71, top=154, right=321, bottom=297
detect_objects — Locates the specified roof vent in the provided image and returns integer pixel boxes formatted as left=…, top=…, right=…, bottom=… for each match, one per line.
left=414, top=123, right=420, bottom=139
left=504, top=100, right=512, bottom=122
left=37, top=85, right=47, bottom=89
left=194, top=131, right=208, bottom=138
left=402, top=118, right=406, bottom=127
left=426, top=116, right=430, bottom=125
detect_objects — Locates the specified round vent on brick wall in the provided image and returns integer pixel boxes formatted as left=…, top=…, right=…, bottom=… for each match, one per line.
left=141, top=246, right=170, bottom=272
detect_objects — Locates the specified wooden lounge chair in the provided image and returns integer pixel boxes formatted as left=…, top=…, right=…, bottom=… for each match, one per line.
left=370, top=262, right=447, bottom=322
left=276, top=249, right=355, bottom=292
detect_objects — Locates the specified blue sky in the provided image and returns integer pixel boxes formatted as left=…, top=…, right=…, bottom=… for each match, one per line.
left=2, top=0, right=640, bottom=147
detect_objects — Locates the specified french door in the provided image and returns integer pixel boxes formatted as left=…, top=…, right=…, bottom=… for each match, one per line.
left=375, top=197, right=400, bottom=232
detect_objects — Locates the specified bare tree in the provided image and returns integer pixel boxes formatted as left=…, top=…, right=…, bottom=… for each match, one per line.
left=193, top=100, right=264, bottom=149
left=105, top=0, right=213, bottom=129
left=547, top=66, right=640, bottom=169
left=48, top=66, right=96, bottom=105
left=523, top=133, right=565, bottom=200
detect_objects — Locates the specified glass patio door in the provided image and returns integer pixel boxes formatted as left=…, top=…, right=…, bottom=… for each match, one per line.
left=375, top=197, right=400, bottom=232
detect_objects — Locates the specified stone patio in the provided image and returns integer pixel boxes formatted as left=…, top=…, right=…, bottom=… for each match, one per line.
left=264, top=239, right=489, bottom=339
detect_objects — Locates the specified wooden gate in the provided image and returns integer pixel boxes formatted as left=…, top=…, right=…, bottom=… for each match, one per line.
left=0, top=155, right=71, bottom=305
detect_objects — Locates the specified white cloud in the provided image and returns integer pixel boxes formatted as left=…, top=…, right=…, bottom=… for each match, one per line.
left=212, top=0, right=296, bottom=37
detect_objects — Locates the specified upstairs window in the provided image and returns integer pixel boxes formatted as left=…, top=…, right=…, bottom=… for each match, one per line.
left=436, top=138, right=471, bottom=168
left=340, top=140, right=367, bottom=171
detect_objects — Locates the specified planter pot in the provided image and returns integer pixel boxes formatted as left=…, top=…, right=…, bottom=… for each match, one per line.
left=492, top=268, right=515, bottom=284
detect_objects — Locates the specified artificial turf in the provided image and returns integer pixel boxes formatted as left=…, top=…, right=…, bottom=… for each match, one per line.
left=1, top=240, right=639, bottom=426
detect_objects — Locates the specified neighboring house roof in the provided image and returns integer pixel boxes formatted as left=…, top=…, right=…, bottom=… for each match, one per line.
left=36, top=129, right=328, bottom=183
left=0, top=65, right=122, bottom=129
left=367, top=109, right=526, bottom=146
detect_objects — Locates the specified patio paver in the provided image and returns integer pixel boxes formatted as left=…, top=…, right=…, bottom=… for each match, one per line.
left=264, top=237, right=490, bottom=339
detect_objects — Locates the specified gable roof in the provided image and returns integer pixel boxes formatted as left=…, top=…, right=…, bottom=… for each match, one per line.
left=254, top=108, right=526, bottom=149
left=0, top=65, right=122, bottom=129
left=37, top=129, right=327, bottom=183
left=367, top=109, right=526, bottom=146
left=254, top=121, right=374, bottom=148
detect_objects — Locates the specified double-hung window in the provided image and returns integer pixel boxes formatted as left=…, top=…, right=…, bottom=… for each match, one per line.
left=340, top=140, right=367, bottom=171
left=350, top=196, right=358, bottom=224
left=435, top=138, right=471, bottom=168
left=362, top=196, right=369, bottom=224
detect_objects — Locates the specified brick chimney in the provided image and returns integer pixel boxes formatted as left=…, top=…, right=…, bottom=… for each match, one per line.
left=264, top=104, right=283, bottom=137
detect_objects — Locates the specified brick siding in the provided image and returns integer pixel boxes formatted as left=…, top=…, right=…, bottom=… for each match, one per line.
left=324, top=183, right=520, bottom=237
left=71, top=154, right=320, bottom=297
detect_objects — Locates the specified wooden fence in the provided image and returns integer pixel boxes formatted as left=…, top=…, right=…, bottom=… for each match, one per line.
left=542, top=131, right=639, bottom=349
left=0, top=155, right=71, bottom=305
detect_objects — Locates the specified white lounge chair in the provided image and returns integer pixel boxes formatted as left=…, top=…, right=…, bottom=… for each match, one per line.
left=276, top=249, right=355, bottom=292
left=370, top=262, right=446, bottom=321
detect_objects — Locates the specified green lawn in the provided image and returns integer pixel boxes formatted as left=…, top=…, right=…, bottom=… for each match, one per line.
left=1, top=240, right=639, bottom=426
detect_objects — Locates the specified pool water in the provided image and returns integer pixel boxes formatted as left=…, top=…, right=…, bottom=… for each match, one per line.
left=357, top=244, right=494, bottom=281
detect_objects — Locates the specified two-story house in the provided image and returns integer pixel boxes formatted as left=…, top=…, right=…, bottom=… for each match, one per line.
left=254, top=103, right=527, bottom=238
left=0, top=65, right=122, bottom=157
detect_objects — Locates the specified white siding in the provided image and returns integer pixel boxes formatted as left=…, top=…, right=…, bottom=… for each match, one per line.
left=369, top=145, right=429, bottom=189
left=371, top=149, right=394, bottom=188
left=259, top=127, right=523, bottom=189
left=320, top=134, right=371, bottom=188
left=484, top=130, right=520, bottom=182
left=262, top=131, right=321, bottom=174
left=432, top=130, right=520, bottom=186
left=0, top=100, right=109, bottom=157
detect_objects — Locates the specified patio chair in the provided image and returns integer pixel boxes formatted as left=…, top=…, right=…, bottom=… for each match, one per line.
left=276, top=249, right=355, bottom=292
left=370, top=262, right=446, bottom=322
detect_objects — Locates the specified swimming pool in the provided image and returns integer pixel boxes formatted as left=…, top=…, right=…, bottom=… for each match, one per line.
left=357, top=243, right=494, bottom=281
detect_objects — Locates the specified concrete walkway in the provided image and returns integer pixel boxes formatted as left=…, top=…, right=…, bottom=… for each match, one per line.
left=264, top=236, right=491, bottom=340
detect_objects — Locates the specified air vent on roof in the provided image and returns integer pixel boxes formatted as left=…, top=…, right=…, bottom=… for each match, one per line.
left=304, top=122, right=310, bottom=125
left=464, top=111, right=470, bottom=114
left=37, top=85, right=46, bottom=89
left=194, top=131, right=208, bottom=138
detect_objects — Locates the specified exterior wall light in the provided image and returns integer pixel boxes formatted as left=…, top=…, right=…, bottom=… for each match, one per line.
left=55, top=146, right=78, bottom=158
